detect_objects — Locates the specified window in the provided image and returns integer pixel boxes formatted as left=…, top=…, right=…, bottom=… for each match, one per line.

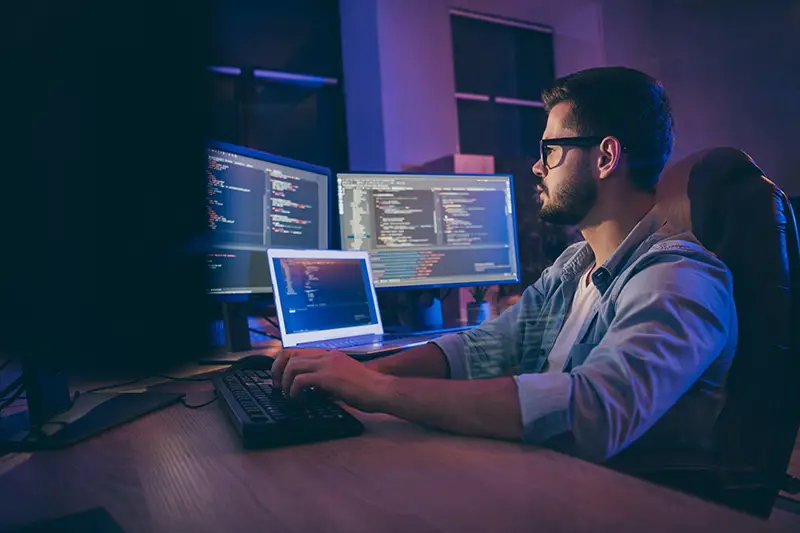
left=451, top=10, right=555, bottom=159
left=207, top=0, right=348, bottom=172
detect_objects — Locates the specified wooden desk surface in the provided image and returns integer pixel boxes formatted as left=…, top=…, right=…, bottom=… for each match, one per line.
left=0, top=362, right=789, bottom=533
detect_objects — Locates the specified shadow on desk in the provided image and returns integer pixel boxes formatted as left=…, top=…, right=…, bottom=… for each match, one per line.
left=2, top=508, right=125, bottom=533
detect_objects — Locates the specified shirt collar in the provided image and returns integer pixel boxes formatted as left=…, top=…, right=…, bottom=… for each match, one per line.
left=560, top=206, right=667, bottom=293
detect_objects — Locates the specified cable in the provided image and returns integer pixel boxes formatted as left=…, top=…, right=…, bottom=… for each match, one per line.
left=3, top=395, right=26, bottom=402
left=254, top=313, right=282, bottom=339
left=80, top=372, right=215, bottom=395
left=249, top=328, right=281, bottom=341
left=154, top=374, right=214, bottom=383
left=0, top=359, right=11, bottom=372
left=0, top=377, right=23, bottom=403
left=82, top=376, right=152, bottom=395
left=0, top=382, right=26, bottom=413
left=180, top=389, right=218, bottom=409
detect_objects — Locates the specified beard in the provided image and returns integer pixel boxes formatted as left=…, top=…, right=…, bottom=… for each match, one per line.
left=538, top=159, right=597, bottom=226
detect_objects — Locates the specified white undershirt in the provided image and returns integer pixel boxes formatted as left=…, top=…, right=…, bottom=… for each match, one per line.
left=544, top=264, right=600, bottom=373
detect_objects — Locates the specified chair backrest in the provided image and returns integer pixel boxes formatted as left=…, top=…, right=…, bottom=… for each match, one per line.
left=656, top=147, right=800, bottom=494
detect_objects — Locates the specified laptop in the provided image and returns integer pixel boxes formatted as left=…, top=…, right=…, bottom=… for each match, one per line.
left=267, top=248, right=445, bottom=357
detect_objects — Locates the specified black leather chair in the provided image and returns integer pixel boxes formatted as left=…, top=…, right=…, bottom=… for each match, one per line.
left=613, top=147, right=800, bottom=517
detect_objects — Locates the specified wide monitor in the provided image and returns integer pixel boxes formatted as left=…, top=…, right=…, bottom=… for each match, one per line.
left=337, top=172, right=520, bottom=289
left=206, top=141, right=332, bottom=295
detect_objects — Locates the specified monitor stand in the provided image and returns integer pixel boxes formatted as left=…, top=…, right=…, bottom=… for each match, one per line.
left=0, top=363, right=182, bottom=453
left=221, top=301, right=252, bottom=352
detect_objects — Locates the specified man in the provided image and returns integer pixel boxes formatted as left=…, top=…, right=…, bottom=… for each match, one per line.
left=271, top=67, right=738, bottom=464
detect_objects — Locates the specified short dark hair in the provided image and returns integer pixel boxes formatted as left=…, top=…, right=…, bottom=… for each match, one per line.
left=542, top=67, right=674, bottom=192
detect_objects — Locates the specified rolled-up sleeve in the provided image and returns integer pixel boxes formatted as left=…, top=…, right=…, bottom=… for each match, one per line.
left=514, top=372, right=571, bottom=442
left=431, top=270, right=551, bottom=380
left=431, top=333, right=469, bottom=379
left=512, top=252, right=736, bottom=462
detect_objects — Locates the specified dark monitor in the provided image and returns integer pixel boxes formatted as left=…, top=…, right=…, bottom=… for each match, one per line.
left=337, top=172, right=520, bottom=289
left=206, top=141, right=332, bottom=295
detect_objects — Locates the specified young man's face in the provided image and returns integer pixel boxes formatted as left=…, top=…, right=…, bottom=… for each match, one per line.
left=532, top=102, right=598, bottom=226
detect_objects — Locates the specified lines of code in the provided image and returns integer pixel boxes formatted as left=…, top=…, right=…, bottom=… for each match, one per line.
left=273, top=258, right=377, bottom=334
left=344, top=187, right=372, bottom=250
left=207, top=159, right=227, bottom=230
left=205, top=147, right=328, bottom=294
left=269, top=170, right=317, bottom=244
left=279, top=260, right=321, bottom=305
left=338, top=174, right=518, bottom=287
left=374, top=190, right=436, bottom=247
left=206, top=253, right=236, bottom=272
left=441, top=191, right=496, bottom=245
left=369, top=250, right=445, bottom=284
left=206, top=155, right=266, bottom=246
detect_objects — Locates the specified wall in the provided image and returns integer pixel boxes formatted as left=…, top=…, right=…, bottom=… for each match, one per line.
left=340, top=0, right=459, bottom=172
left=379, top=1, right=461, bottom=172
left=341, top=0, right=800, bottom=196
left=340, top=0, right=607, bottom=172
left=601, top=0, right=800, bottom=195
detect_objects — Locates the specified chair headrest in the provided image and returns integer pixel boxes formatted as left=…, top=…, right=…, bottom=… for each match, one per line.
left=655, top=147, right=770, bottom=249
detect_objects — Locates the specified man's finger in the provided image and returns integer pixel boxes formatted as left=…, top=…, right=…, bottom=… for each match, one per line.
left=288, top=373, right=319, bottom=399
left=281, top=354, right=326, bottom=392
left=270, top=349, right=295, bottom=384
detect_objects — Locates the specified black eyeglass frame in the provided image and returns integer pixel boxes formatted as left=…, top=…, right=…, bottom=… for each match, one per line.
left=538, top=136, right=626, bottom=169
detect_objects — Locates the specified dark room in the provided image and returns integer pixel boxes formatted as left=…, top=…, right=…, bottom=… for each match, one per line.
left=1, top=0, right=799, bottom=531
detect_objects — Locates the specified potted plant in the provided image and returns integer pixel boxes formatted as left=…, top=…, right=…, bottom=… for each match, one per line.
left=467, top=286, right=491, bottom=324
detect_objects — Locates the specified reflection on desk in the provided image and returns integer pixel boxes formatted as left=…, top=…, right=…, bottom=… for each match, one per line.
left=0, top=367, right=788, bottom=533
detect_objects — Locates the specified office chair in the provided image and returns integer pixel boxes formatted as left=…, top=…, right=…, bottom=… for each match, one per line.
left=613, top=147, right=800, bottom=518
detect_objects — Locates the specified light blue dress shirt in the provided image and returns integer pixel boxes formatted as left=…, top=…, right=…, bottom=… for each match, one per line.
left=432, top=208, right=738, bottom=463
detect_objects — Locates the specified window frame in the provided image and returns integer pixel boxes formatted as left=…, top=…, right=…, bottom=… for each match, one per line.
left=450, top=8, right=553, bottom=110
left=450, top=9, right=554, bottom=158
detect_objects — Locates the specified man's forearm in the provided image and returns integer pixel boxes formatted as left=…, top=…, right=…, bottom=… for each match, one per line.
left=373, top=375, right=524, bottom=442
left=365, top=342, right=450, bottom=378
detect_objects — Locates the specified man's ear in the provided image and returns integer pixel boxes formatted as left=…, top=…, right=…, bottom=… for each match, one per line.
left=598, top=136, right=622, bottom=180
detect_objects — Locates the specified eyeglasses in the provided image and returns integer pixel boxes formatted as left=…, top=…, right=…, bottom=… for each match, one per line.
left=538, top=136, right=611, bottom=170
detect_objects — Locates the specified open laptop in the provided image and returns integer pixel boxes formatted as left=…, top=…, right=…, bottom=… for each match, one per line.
left=267, top=248, right=445, bottom=357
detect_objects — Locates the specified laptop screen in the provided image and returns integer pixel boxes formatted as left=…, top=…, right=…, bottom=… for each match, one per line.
left=270, top=255, right=380, bottom=336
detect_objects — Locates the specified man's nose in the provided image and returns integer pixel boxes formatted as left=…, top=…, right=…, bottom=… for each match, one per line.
left=532, top=158, right=546, bottom=179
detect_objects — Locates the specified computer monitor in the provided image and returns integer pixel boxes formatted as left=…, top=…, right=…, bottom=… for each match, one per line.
left=337, top=172, right=520, bottom=289
left=206, top=141, right=332, bottom=295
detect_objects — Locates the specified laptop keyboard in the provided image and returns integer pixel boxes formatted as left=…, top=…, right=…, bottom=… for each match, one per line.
left=309, top=334, right=409, bottom=350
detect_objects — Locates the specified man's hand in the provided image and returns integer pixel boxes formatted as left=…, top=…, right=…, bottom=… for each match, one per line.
left=272, top=348, right=523, bottom=441
left=271, top=348, right=393, bottom=412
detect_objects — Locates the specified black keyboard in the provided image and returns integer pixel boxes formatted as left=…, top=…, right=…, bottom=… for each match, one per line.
left=213, top=369, right=364, bottom=449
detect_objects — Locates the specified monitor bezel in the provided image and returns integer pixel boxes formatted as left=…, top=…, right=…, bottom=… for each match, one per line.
left=267, top=248, right=385, bottom=347
left=206, top=140, right=334, bottom=297
left=335, top=171, right=522, bottom=291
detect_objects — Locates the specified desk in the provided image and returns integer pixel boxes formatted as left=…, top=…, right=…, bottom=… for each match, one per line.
left=0, top=361, right=790, bottom=533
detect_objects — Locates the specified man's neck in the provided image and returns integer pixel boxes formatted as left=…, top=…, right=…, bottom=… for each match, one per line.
left=580, top=197, right=655, bottom=269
